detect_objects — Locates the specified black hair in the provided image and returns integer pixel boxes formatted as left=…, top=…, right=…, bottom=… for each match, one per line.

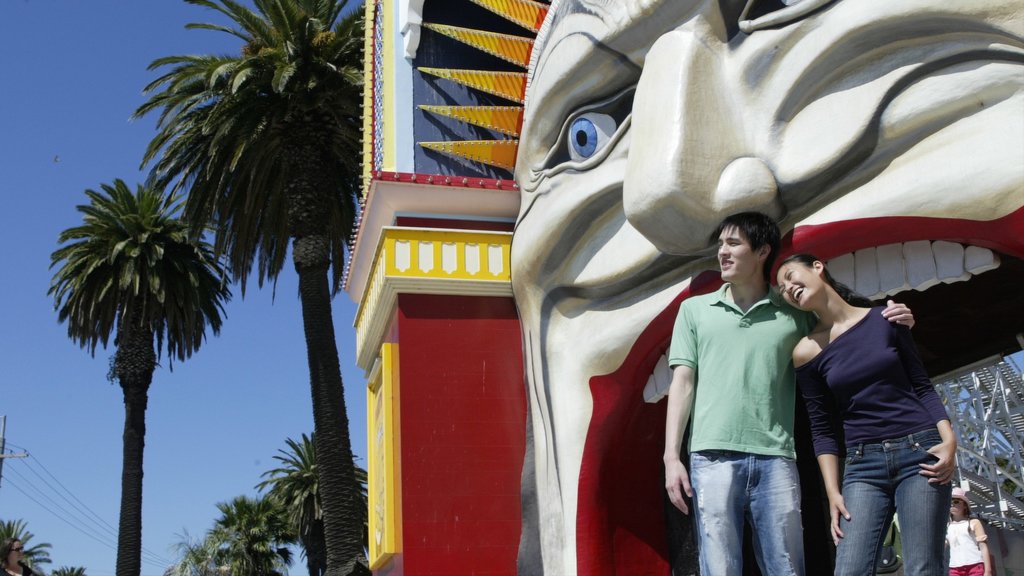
left=779, top=253, right=875, bottom=307
left=709, top=211, right=781, bottom=281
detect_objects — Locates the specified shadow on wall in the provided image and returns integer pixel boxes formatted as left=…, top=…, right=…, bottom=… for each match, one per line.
left=990, top=525, right=1024, bottom=575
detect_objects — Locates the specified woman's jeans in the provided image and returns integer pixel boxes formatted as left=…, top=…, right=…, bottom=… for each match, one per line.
left=690, top=450, right=805, bottom=576
left=835, top=429, right=952, bottom=576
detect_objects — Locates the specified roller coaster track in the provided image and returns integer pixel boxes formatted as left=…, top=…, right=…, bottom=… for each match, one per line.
left=934, top=355, right=1024, bottom=530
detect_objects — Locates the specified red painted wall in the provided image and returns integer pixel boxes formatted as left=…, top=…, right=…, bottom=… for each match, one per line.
left=395, top=293, right=526, bottom=575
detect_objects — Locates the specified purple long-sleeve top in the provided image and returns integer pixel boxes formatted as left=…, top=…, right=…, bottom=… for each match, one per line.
left=795, top=307, right=949, bottom=456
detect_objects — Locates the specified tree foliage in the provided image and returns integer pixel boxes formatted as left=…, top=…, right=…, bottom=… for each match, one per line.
left=136, top=0, right=363, bottom=295
left=49, top=180, right=230, bottom=365
left=257, top=434, right=368, bottom=576
left=136, top=3, right=367, bottom=572
left=0, top=519, right=52, bottom=569
left=49, top=180, right=231, bottom=576
left=52, top=567, right=88, bottom=576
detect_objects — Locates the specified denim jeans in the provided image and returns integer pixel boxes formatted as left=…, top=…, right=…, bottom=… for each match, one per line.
left=690, top=450, right=805, bottom=576
left=835, top=429, right=951, bottom=576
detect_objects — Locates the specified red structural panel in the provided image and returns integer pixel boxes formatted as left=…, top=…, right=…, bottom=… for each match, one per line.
left=373, top=170, right=521, bottom=191
left=577, top=271, right=722, bottom=576
left=395, top=294, right=526, bottom=575
left=395, top=216, right=514, bottom=232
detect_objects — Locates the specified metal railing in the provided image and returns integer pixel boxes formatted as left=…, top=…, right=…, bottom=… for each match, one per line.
left=934, top=355, right=1024, bottom=529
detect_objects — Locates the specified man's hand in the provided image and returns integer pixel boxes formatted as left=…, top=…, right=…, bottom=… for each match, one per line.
left=665, top=457, right=694, bottom=514
left=882, top=299, right=915, bottom=328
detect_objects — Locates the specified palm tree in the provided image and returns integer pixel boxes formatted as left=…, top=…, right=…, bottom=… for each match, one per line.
left=257, top=434, right=368, bottom=576
left=164, top=531, right=222, bottom=576
left=49, top=180, right=230, bottom=576
left=51, top=567, right=88, bottom=576
left=208, top=496, right=295, bottom=576
left=0, top=519, right=52, bottom=570
left=135, top=2, right=365, bottom=574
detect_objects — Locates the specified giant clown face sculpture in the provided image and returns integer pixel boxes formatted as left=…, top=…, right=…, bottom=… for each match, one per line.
left=510, top=1, right=1024, bottom=574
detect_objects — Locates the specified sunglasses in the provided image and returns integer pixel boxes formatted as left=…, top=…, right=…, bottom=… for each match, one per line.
left=11, top=547, right=23, bottom=552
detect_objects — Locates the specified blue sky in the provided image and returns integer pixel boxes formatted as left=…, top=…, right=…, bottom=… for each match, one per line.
left=1, top=2, right=368, bottom=575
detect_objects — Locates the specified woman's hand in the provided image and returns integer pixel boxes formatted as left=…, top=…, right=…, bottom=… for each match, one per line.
left=920, top=439, right=957, bottom=484
left=921, top=421, right=958, bottom=484
left=828, top=493, right=850, bottom=546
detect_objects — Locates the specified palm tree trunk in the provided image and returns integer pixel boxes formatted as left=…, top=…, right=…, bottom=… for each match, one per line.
left=303, top=521, right=327, bottom=576
left=114, top=330, right=156, bottom=576
left=293, top=235, right=367, bottom=576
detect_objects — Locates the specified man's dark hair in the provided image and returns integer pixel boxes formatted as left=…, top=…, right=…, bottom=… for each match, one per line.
left=709, top=211, right=781, bottom=281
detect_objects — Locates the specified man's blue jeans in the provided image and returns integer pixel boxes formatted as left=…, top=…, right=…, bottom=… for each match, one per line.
left=835, top=429, right=951, bottom=576
left=690, top=450, right=805, bottom=576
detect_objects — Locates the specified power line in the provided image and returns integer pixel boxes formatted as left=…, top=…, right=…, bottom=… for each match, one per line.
left=1, top=441, right=173, bottom=569
left=8, top=456, right=171, bottom=567
left=16, top=457, right=119, bottom=539
left=2, top=476, right=167, bottom=572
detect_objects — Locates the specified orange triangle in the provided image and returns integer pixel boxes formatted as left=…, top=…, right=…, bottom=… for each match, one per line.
left=417, top=68, right=527, bottom=103
left=422, top=23, right=533, bottom=68
left=420, top=140, right=519, bottom=171
left=466, top=0, right=549, bottom=33
left=419, top=105, right=523, bottom=136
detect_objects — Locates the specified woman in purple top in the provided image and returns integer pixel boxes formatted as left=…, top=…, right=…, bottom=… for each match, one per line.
left=776, top=254, right=956, bottom=576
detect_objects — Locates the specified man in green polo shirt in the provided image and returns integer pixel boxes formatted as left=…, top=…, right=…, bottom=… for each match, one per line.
left=663, top=212, right=912, bottom=576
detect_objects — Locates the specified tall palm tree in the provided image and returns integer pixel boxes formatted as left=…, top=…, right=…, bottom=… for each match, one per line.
left=257, top=434, right=368, bottom=576
left=0, top=519, right=52, bottom=570
left=49, top=180, right=230, bottom=576
left=135, top=2, right=365, bottom=574
left=208, top=496, right=295, bottom=576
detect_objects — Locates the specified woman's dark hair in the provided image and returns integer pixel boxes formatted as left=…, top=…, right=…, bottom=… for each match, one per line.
left=1, top=538, right=20, bottom=567
left=780, top=253, right=875, bottom=307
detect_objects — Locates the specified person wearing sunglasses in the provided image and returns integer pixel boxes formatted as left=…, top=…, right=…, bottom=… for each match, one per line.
left=947, top=488, right=993, bottom=576
left=1, top=539, right=36, bottom=576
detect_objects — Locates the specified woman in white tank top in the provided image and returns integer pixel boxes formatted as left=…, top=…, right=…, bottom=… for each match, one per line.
left=946, top=487, right=992, bottom=576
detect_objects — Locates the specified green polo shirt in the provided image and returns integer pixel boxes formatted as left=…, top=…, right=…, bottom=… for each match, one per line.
left=668, top=284, right=817, bottom=458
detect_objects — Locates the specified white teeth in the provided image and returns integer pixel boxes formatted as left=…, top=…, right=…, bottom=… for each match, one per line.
left=854, top=247, right=880, bottom=298
left=643, top=354, right=673, bottom=403
left=828, top=253, right=856, bottom=288
left=965, top=245, right=1001, bottom=274
left=933, top=241, right=971, bottom=284
left=826, top=241, right=999, bottom=301
left=902, top=240, right=942, bottom=292
left=875, top=244, right=909, bottom=295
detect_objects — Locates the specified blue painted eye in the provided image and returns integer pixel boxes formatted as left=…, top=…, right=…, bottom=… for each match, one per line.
left=568, top=112, right=616, bottom=162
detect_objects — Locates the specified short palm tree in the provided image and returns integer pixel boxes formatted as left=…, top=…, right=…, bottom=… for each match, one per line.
left=257, top=434, right=368, bottom=576
left=164, top=531, right=222, bottom=576
left=0, top=519, right=52, bottom=569
left=208, top=496, right=295, bottom=576
left=49, top=180, right=230, bottom=576
left=52, top=567, right=88, bottom=576
left=136, top=2, right=366, bottom=574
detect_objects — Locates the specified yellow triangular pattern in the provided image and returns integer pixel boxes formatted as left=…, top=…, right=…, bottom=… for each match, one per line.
left=419, top=105, right=523, bottom=137
left=466, top=0, right=549, bottom=33
left=420, top=140, right=519, bottom=171
left=418, top=68, right=526, bottom=103
left=422, top=23, right=533, bottom=68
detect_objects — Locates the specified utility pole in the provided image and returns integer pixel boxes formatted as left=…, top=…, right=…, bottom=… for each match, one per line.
left=0, top=416, right=29, bottom=490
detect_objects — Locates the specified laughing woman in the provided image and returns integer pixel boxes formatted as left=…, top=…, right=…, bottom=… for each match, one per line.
left=776, top=253, right=956, bottom=576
